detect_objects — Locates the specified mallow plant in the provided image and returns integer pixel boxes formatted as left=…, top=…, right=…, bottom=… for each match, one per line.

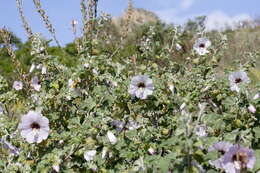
left=0, top=1, right=260, bottom=172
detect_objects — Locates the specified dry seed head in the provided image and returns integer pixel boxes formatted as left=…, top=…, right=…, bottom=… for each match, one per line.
left=16, top=0, right=33, bottom=39
left=33, top=0, right=61, bottom=47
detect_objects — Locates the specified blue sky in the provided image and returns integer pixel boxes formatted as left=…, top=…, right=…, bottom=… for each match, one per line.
left=0, top=0, right=259, bottom=45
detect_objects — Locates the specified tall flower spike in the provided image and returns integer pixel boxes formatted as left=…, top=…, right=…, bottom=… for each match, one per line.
left=18, top=111, right=49, bottom=143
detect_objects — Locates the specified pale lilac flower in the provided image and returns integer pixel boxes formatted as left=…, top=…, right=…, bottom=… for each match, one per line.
left=176, top=43, right=182, bottom=51
left=13, top=81, right=23, bottom=91
left=83, top=63, right=89, bottom=68
left=209, top=141, right=233, bottom=153
left=193, top=38, right=211, bottom=55
left=18, top=111, right=49, bottom=144
left=195, top=125, right=207, bottom=137
left=208, top=141, right=232, bottom=170
left=209, top=158, right=225, bottom=170
left=52, top=164, right=60, bottom=172
left=128, top=75, right=154, bottom=99
left=111, top=120, right=125, bottom=132
left=148, top=147, right=156, bottom=155
left=31, top=76, right=41, bottom=91
left=223, top=145, right=256, bottom=173
left=84, top=150, right=96, bottom=161
left=92, top=69, right=99, bottom=75
left=248, top=104, right=256, bottom=114
left=253, top=92, right=260, bottom=100
left=29, top=63, right=36, bottom=73
left=107, top=131, right=117, bottom=144
left=229, top=71, right=250, bottom=92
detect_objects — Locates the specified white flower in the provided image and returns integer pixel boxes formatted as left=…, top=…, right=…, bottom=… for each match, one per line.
left=128, top=75, right=154, bottom=99
left=101, top=147, right=108, bottom=159
left=148, top=148, right=156, bottom=155
left=84, top=150, right=96, bottom=161
left=248, top=104, right=256, bottom=114
left=31, top=76, right=41, bottom=91
left=180, top=103, right=186, bottom=110
left=168, top=83, right=175, bottom=93
left=35, top=64, right=47, bottom=74
left=193, top=38, right=211, bottom=55
left=52, top=165, right=60, bottom=172
left=253, top=92, right=260, bottom=100
left=68, top=79, right=78, bottom=91
left=68, top=79, right=74, bottom=88
left=111, top=81, right=118, bottom=87
left=41, top=66, right=47, bottom=74
left=92, top=69, right=99, bottom=75
left=39, top=47, right=45, bottom=53
left=229, top=71, right=250, bottom=92
left=83, top=63, right=89, bottom=68
left=195, top=125, right=207, bottom=137
left=13, top=81, right=23, bottom=91
left=0, top=105, right=3, bottom=115
left=36, top=64, right=43, bottom=69
left=107, top=131, right=117, bottom=145
left=18, top=111, right=49, bottom=143
left=175, top=43, right=182, bottom=51
left=29, top=63, right=36, bottom=73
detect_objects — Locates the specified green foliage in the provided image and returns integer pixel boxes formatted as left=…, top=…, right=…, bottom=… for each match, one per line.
left=0, top=6, right=260, bottom=173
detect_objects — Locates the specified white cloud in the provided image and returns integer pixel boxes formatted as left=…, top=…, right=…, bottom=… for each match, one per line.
left=155, top=8, right=202, bottom=24
left=180, top=0, right=195, bottom=9
left=204, top=11, right=253, bottom=31
left=156, top=8, right=254, bottom=32
left=155, top=0, right=203, bottom=24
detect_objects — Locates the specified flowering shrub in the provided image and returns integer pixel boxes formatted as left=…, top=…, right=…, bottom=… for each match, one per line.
left=0, top=1, right=260, bottom=172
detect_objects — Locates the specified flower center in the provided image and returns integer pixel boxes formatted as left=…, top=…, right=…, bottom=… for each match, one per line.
left=232, top=152, right=248, bottom=168
left=235, top=78, right=242, bottom=84
left=138, top=82, right=146, bottom=88
left=31, top=122, right=40, bottom=129
left=199, top=43, right=205, bottom=48
left=218, top=149, right=226, bottom=155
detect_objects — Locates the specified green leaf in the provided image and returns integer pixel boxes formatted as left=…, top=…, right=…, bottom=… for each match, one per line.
left=253, top=127, right=260, bottom=139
